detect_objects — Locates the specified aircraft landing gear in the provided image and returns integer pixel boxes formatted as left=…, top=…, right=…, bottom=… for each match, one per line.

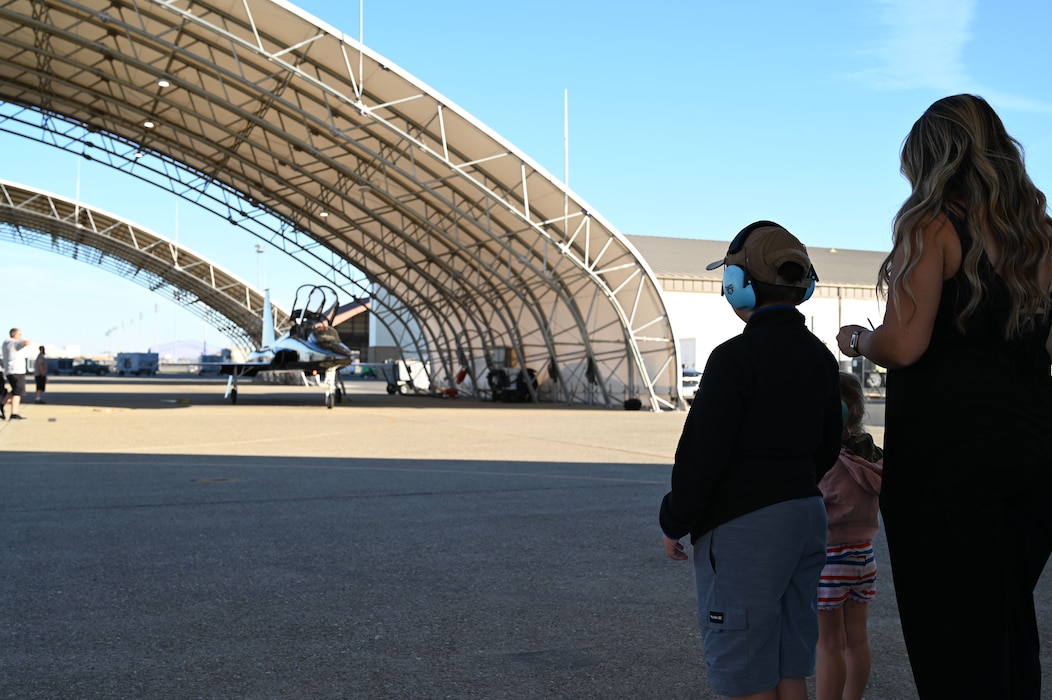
left=225, top=375, right=240, bottom=404
left=323, top=367, right=342, bottom=409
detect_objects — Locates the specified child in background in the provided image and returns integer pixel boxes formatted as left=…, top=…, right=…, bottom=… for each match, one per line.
left=816, top=372, right=883, bottom=700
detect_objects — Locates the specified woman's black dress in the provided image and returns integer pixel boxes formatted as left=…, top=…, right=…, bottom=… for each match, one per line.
left=881, top=215, right=1052, bottom=698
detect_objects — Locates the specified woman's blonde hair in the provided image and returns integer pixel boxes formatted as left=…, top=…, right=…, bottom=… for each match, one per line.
left=879, top=94, right=1052, bottom=338
left=839, top=372, right=865, bottom=435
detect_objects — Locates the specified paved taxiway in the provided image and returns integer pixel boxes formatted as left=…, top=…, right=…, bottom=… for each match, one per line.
left=0, top=376, right=1048, bottom=698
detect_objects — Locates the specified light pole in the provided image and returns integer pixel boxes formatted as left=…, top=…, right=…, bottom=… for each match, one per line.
left=255, top=243, right=264, bottom=289
left=105, top=326, right=118, bottom=357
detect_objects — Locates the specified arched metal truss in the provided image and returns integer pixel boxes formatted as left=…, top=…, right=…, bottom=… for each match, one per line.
left=0, top=179, right=293, bottom=348
left=0, top=0, right=682, bottom=410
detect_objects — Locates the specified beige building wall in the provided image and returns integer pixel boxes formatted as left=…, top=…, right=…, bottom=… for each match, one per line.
left=659, top=281, right=888, bottom=376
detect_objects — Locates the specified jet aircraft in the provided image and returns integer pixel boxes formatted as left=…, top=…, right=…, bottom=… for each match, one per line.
left=219, top=284, right=356, bottom=408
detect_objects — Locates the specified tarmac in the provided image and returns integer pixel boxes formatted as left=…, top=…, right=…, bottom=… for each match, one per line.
left=0, top=375, right=1049, bottom=699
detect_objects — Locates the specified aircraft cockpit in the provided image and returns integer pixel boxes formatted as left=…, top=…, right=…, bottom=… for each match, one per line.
left=287, top=285, right=351, bottom=357
left=287, top=284, right=339, bottom=338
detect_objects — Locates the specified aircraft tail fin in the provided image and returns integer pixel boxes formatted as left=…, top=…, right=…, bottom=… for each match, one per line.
left=261, top=289, right=275, bottom=346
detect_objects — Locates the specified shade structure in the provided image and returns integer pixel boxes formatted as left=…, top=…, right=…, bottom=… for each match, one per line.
left=0, top=179, right=293, bottom=349
left=0, top=0, right=682, bottom=409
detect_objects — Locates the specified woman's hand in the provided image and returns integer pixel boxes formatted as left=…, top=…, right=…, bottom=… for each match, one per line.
left=837, top=325, right=868, bottom=357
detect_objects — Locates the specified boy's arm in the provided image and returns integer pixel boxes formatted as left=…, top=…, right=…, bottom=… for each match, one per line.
left=660, top=349, right=743, bottom=538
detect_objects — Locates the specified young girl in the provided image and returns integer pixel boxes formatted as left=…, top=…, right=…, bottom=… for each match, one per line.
left=816, top=372, right=883, bottom=700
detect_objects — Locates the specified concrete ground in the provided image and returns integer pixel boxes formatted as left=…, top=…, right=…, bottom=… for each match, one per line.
left=0, top=376, right=1048, bottom=698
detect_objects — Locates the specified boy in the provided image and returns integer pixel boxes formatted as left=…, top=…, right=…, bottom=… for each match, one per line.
left=660, top=221, right=842, bottom=700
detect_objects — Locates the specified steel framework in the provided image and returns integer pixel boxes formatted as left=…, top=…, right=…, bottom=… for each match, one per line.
left=0, top=0, right=683, bottom=409
left=0, top=179, right=292, bottom=348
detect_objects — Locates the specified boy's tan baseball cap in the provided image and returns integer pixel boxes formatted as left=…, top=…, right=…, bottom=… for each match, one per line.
left=705, top=221, right=814, bottom=288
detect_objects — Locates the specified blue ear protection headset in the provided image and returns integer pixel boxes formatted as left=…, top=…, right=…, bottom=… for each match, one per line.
left=720, top=221, right=818, bottom=311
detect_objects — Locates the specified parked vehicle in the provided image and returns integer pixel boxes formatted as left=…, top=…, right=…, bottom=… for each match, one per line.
left=71, top=359, right=110, bottom=376
left=681, top=368, right=702, bottom=404
left=46, top=357, right=75, bottom=375
left=116, top=352, right=159, bottom=376
left=845, top=358, right=887, bottom=392
left=382, top=358, right=431, bottom=395
left=199, top=349, right=232, bottom=375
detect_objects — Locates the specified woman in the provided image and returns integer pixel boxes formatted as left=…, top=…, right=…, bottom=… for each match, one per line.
left=837, top=94, right=1052, bottom=698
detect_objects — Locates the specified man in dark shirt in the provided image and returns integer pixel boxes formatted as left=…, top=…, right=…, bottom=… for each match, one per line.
left=660, top=221, right=842, bottom=699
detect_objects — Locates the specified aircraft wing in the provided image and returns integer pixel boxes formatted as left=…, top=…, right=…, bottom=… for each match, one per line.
left=216, top=362, right=271, bottom=377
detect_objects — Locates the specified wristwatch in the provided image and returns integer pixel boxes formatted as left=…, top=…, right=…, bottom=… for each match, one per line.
left=849, top=329, right=865, bottom=353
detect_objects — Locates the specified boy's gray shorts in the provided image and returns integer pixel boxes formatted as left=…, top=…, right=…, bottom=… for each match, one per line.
left=692, top=497, right=827, bottom=697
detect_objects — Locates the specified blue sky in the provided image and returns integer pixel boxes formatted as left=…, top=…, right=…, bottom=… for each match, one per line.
left=3, top=0, right=1052, bottom=356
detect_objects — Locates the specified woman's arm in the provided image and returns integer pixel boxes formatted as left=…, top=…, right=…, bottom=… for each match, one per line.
left=837, top=213, right=961, bottom=369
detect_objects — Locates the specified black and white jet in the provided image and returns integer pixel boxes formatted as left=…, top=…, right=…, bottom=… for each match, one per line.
left=219, top=284, right=357, bottom=408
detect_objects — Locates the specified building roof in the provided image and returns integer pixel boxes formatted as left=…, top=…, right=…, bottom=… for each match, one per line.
left=627, top=235, right=889, bottom=289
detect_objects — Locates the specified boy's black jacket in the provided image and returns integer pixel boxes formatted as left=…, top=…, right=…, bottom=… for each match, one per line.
left=660, top=307, right=842, bottom=542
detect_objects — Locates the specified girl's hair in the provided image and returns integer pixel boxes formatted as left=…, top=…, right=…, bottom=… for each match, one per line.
left=878, top=94, right=1052, bottom=338
left=839, top=372, right=865, bottom=435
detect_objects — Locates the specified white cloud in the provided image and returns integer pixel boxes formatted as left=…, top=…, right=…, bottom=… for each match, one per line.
left=848, top=0, right=1052, bottom=115
left=857, top=0, right=975, bottom=91
left=970, top=90, right=1052, bottom=116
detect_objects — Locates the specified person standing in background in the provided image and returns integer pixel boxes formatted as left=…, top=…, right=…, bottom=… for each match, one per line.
left=34, top=345, right=47, bottom=404
left=837, top=94, right=1052, bottom=698
left=2, top=328, right=33, bottom=420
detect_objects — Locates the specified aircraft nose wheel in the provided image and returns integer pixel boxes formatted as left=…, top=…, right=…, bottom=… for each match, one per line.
left=229, top=388, right=238, bottom=404
left=325, top=392, right=334, bottom=409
